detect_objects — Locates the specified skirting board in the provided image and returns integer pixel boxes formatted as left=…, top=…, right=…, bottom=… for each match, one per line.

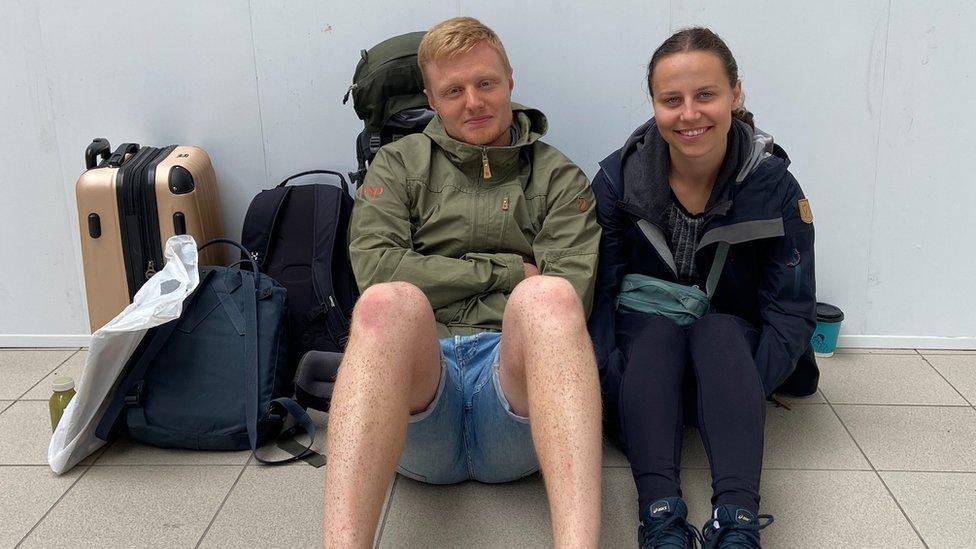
left=838, top=335, right=976, bottom=350
left=1, top=333, right=974, bottom=350
left=0, top=334, right=92, bottom=348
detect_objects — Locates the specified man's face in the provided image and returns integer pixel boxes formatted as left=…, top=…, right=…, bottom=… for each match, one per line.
left=423, top=42, right=514, bottom=147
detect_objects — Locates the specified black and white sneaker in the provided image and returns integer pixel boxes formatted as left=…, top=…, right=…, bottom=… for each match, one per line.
left=638, top=497, right=702, bottom=548
left=702, top=505, right=773, bottom=548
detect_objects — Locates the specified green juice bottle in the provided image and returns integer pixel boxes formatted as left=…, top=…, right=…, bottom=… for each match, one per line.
left=49, top=376, right=76, bottom=432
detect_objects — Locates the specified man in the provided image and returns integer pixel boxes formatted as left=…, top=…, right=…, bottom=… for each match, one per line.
left=324, top=17, right=602, bottom=548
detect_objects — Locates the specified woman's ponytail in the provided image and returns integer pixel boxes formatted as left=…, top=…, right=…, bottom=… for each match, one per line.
left=732, top=106, right=754, bottom=129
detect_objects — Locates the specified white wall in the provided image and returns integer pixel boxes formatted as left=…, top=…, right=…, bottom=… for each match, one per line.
left=1, top=0, right=973, bottom=348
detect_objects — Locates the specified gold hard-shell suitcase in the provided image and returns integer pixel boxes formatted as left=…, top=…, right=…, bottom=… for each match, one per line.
left=76, top=138, right=225, bottom=331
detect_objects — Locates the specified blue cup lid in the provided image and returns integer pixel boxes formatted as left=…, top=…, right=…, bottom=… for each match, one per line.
left=816, top=302, right=844, bottom=321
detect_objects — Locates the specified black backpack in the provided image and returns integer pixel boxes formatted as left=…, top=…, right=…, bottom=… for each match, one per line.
left=241, top=170, right=358, bottom=365
left=343, top=31, right=435, bottom=188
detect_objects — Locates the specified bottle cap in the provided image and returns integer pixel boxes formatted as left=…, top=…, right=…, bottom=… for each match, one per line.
left=52, top=376, right=75, bottom=392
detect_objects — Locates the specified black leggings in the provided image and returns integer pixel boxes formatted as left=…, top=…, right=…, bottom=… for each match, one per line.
left=612, top=313, right=765, bottom=512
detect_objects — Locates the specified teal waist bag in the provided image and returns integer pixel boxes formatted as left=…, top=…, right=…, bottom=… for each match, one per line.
left=615, top=243, right=729, bottom=327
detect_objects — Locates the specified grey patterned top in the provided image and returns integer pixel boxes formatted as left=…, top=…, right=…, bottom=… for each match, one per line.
left=666, top=199, right=705, bottom=284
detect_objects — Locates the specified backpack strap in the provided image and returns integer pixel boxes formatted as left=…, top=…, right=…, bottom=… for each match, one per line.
left=94, top=321, right=179, bottom=441
left=238, top=266, right=319, bottom=465
left=199, top=238, right=320, bottom=465
left=704, top=242, right=730, bottom=298
left=241, top=187, right=292, bottom=268
left=351, top=130, right=381, bottom=189
left=304, top=184, right=353, bottom=349
left=93, top=270, right=217, bottom=441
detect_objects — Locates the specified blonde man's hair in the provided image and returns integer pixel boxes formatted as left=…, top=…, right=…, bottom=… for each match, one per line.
left=418, top=17, right=512, bottom=86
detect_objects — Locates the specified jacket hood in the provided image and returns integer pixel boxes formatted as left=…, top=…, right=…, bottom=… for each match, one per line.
left=613, top=117, right=788, bottom=225
left=423, top=103, right=546, bottom=181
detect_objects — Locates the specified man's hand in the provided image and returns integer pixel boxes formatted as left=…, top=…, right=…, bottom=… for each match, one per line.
left=523, top=262, right=540, bottom=278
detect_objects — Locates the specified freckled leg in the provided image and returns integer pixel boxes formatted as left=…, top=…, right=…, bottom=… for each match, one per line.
left=323, top=282, right=442, bottom=549
left=499, top=275, right=602, bottom=548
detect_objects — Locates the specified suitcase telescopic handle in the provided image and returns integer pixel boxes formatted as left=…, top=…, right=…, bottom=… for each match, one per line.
left=276, top=170, right=349, bottom=195
left=85, top=138, right=112, bottom=169
left=106, top=143, right=141, bottom=168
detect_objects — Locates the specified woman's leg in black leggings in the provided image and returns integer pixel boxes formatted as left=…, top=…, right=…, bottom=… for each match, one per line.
left=687, top=313, right=764, bottom=512
left=617, top=314, right=688, bottom=510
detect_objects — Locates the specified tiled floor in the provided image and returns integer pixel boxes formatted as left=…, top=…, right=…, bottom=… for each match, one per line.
left=2, top=348, right=975, bottom=548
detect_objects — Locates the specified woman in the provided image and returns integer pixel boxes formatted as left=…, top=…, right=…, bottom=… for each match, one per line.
left=588, top=28, right=816, bottom=548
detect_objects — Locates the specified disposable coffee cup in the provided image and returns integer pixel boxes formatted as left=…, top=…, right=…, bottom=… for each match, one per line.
left=811, top=302, right=844, bottom=357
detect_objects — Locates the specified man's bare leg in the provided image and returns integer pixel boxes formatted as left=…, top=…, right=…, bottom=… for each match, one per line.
left=499, top=275, right=602, bottom=548
left=323, top=282, right=442, bottom=548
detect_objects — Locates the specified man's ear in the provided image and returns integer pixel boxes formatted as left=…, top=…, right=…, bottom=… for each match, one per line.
left=508, top=72, right=514, bottom=92
left=423, top=88, right=438, bottom=114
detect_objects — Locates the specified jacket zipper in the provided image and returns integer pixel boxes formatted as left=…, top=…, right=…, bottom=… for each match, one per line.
left=481, top=147, right=492, bottom=179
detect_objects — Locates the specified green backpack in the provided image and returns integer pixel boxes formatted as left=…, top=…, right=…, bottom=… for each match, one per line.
left=343, top=31, right=433, bottom=187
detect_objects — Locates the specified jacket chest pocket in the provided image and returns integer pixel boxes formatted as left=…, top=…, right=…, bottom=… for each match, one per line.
left=492, top=190, right=541, bottom=254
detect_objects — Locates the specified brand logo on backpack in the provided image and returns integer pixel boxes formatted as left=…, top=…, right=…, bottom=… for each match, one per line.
left=363, top=185, right=385, bottom=200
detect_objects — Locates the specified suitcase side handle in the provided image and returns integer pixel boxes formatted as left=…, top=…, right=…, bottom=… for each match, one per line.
left=276, top=170, right=349, bottom=195
left=106, top=143, right=141, bottom=168
left=85, top=138, right=112, bottom=169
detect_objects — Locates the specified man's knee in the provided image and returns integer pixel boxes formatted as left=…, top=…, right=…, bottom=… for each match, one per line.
left=508, top=275, right=584, bottom=325
left=350, top=281, right=431, bottom=335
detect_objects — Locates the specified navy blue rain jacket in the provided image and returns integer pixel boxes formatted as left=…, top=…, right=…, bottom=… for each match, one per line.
left=588, top=119, right=817, bottom=396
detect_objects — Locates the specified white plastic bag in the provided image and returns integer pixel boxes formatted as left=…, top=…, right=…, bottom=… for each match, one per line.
left=48, top=235, right=201, bottom=474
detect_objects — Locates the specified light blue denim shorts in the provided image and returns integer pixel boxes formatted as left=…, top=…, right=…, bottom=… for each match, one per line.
left=396, top=331, right=540, bottom=484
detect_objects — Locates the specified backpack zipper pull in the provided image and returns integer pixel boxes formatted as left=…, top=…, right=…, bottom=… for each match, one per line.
left=145, top=260, right=156, bottom=280
left=342, top=83, right=358, bottom=104
left=501, top=196, right=509, bottom=211
left=481, top=147, right=492, bottom=179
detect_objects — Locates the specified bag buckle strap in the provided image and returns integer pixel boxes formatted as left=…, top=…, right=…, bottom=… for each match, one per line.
left=123, top=382, right=144, bottom=407
left=303, top=304, right=328, bottom=324
left=367, top=133, right=382, bottom=156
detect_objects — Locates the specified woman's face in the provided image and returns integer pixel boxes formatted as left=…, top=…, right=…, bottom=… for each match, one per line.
left=650, top=50, right=742, bottom=166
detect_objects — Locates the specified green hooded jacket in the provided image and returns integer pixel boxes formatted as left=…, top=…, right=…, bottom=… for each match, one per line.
left=349, top=104, right=600, bottom=337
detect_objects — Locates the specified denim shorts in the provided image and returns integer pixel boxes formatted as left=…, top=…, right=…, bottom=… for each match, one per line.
left=395, top=331, right=540, bottom=484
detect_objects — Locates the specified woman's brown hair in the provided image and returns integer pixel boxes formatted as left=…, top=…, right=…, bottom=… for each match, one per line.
left=647, top=27, right=754, bottom=128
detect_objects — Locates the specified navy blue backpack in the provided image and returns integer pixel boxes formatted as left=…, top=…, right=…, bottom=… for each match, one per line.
left=96, top=239, right=315, bottom=463
left=241, top=170, right=358, bottom=365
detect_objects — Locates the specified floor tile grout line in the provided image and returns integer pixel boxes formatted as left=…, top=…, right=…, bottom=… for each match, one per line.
left=88, top=462, right=252, bottom=467
left=826, top=402, right=972, bottom=408
left=374, top=473, right=399, bottom=548
left=915, top=349, right=975, bottom=407
left=14, top=462, right=93, bottom=548
left=194, top=455, right=253, bottom=549
left=875, top=472, right=930, bottom=549
left=874, top=469, right=976, bottom=475
left=824, top=380, right=930, bottom=548
left=604, top=465, right=881, bottom=472
left=11, top=348, right=82, bottom=402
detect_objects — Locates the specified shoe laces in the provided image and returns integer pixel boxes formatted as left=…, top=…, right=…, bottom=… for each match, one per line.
left=640, top=514, right=704, bottom=548
left=703, top=514, right=773, bottom=548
